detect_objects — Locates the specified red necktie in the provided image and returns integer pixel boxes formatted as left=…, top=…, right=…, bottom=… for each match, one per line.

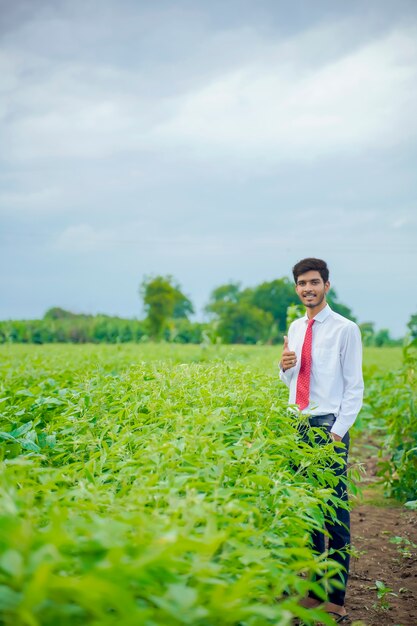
left=296, top=319, right=315, bottom=410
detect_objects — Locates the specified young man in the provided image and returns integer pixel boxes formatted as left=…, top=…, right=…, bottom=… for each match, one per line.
left=279, top=258, right=364, bottom=622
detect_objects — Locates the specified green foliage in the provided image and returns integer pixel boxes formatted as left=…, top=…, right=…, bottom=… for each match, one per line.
left=206, top=283, right=277, bottom=344
left=369, top=580, right=396, bottom=611
left=44, top=307, right=82, bottom=320
left=359, top=322, right=401, bottom=347
left=361, top=338, right=417, bottom=501
left=0, top=344, right=351, bottom=625
left=374, top=328, right=394, bottom=347
left=206, top=279, right=357, bottom=345
left=359, top=322, right=376, bottom=347
left=0, top=277, right=382, bottom=347
left=141, top=276, right=194, bottom=340
left=286, top=304, right=304, bottom=328
left=389, top=535, right=417, bottom=559
left=215, top=303, right=274, bottom=344
left=248, top=279, right=298, bottom=332
left=164, top=318, right=207, bottom=344
left=0, top=316, right=148, bottom=345
left=205, top=283, right=242, bottom=314
left=206, top=279, right=293, bottom=344
left=407, top=313, right=417, bottom=339
left=326, top=288, right=357, bottom=322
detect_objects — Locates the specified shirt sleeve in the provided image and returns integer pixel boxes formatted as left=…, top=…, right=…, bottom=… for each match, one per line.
left=278, top=324, right=296, bottom=388
left=279, top=363, right=293, bottom=387
left=330, top=323, right=364, bottom=438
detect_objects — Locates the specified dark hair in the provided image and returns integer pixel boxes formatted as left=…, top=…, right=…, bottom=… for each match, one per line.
left=292, top=258, right=329, bottom=284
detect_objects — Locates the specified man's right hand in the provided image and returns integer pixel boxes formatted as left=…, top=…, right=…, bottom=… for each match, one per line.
left=280, top=336, right=297, bottom=372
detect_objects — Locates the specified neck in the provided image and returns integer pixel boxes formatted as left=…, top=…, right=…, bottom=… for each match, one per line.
left=306, top=300, right=327, bottom=319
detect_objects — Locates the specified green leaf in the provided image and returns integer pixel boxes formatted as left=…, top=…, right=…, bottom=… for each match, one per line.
left=0, top=431, right=17, bottom=442
left=10, top=421, right=33, bottom=438
left=15, top=390, right=34, bottom=397
left=166, top=583, right=198, bottom=608
left=0, top=550, right=23, bottom=578
left=0, top=585, right=22, bottom=611
left=19, top=439, right=40, bottom=452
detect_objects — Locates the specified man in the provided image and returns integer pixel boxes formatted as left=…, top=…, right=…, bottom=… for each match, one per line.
left=279, top=257, right=364, bottom=623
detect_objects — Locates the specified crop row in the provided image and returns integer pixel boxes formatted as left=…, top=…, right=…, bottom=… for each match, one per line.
left=0, top=346, right=354, bottom=625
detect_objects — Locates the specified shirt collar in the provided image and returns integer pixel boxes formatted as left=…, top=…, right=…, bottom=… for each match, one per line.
left=303, top=304, right=332, bottom=324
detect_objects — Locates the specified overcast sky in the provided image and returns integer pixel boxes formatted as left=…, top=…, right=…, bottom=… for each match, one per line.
left=1, top=0, right=416, bottom=336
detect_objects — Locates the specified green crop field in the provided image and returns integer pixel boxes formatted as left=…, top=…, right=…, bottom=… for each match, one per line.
left=0, top=342, right=402, bottom=372
left=0, top=344, right=408, bottom=625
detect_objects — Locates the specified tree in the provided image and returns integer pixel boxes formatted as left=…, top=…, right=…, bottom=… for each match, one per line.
left=359, top=322, right=376, bottom=347
left=216, top=302, right=273, bottom=344
left=205, top=283, right=241, bottom=317
left=249, top=278, right=298, bottom=331
left=326, top=288, right=357, bottom=322
left=374, top=328, right=393, bottom=347
left=407, top=314, right=417, bottom=339
left=44, top=307, right=80, bottom=320
left=140, top=276, right=194, bottom=340
left=173, top=296, right=194, bottom=319
left=205, top=277, right=358, bottom=344
left=206, top=278, right=297, bottom=340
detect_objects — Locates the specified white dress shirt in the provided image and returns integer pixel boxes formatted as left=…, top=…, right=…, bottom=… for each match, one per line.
left=279, top=304, right=364, bottom=438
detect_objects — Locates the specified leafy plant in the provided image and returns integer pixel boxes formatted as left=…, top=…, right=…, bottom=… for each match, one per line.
left=389, top=536, right=417, bottom=559
left=361, top=338, right=417, bottom=501
left=0, top=344, right=352, bottom=625
left=369, top=579, right=397, bottom=611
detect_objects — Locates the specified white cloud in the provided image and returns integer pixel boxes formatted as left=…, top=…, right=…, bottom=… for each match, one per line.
left=1, top=2, right=416, bottom=337
left=53, top=218, right=179, bottom=253
left=0, top=186, right=61, bottom=213
left=2, top=20, right=417, bottom=164
left=1, top=57, right=159, bottom=160
left=392, top=214, right=416, bottom=229
left=54, top=223, right=117, bottom=252
left=154, top=29, right=417, bottom=159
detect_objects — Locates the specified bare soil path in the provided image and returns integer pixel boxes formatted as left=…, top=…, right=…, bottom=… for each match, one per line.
left=345, top=438, right=417, bottom=626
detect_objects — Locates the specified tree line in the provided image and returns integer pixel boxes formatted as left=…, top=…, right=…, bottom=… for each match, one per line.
left=0, top=275, right=408, bottom=345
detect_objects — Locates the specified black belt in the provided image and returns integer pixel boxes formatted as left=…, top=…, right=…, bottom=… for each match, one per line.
left=308, top=414, right=335, bottom=427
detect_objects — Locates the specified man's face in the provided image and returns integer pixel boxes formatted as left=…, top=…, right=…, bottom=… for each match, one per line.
left=295, top=270, right=330, bottom=310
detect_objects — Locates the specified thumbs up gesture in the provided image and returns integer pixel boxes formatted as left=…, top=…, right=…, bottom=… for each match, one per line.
left=280, top=335, right=297, bottom=372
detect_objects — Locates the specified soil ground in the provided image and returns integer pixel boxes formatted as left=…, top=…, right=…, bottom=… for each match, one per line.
left=344, top=436, right=417, bottom=626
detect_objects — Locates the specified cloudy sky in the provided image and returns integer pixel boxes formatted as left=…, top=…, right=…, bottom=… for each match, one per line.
left=1, top=0, right=416, bottom=336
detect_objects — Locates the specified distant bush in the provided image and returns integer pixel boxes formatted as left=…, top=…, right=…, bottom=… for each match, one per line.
left=164, top=318, right=207, bottom=344
left=0, top=311, right=211, bottom=345
left=0, top=315, right=148, bottom=345
left=359, top=322, right=402, bottom=347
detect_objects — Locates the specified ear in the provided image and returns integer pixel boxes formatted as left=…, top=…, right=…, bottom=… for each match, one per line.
left=324, top=281, right=330, bottom=294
